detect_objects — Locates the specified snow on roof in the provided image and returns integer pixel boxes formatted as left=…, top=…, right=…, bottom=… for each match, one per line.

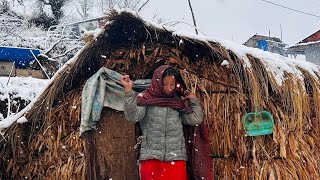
left=172, top=30, right=319, bottom=86
left=288, top=40, right=320, bottom=48
left=112, top=9, right=320, bottom=86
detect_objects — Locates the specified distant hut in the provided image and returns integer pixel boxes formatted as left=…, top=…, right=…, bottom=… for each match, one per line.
left=1, top=9, right=320, bottom=179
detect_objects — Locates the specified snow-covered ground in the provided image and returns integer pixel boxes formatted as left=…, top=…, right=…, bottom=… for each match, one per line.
left=0, top=77, right=48, bottom=121
left=0, top=10, right=46, bottom=49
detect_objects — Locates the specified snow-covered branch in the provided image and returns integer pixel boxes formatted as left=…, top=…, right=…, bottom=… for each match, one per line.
left=52, top=46, right=82, bottom=59
left=44, top=36, right=67, bottom=55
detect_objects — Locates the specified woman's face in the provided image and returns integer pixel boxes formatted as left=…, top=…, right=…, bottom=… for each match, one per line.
left=162, top=75, right=176, bottom=95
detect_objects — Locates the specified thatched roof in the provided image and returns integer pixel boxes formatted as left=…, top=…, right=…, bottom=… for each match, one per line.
left=1, top=9, right=320, bottom=179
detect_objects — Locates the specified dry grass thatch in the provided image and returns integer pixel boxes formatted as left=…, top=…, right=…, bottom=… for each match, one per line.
left=1, top=10, right=320, bottom=179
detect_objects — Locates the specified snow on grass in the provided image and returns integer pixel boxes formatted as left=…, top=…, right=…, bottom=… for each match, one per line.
left=0, top=77, right=48, bottom=127
left=0, top=12, right=47, bottom=49
left=0, top=76, right=48, bottom=101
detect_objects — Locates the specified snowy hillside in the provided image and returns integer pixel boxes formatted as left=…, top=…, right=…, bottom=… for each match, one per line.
left=0, top=10, right=84, bottom=70
left=0, top=9, right=46, bottom=49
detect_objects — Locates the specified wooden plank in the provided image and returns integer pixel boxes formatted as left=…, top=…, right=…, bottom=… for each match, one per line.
left=0, top=61, right=15, bottom=76
left=15, top=68, right=45, bottom=79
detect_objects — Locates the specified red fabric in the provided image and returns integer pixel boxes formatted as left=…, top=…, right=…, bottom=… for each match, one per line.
left=184, top=123, right=213, bottom=180
left=136, top=65, right=192, bottom=114
left=140, top=159, right=187, bottom=180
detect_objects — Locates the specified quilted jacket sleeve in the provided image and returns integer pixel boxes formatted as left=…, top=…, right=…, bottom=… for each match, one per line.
left=181, top=98, right=203, bottom=126
left=123, top=91, right=146, bottom=122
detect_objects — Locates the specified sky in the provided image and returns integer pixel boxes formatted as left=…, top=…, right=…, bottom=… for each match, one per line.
left=140, top=0, right=320, bottom=45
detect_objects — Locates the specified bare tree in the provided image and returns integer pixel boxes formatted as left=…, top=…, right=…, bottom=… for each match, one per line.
left=99, top=0, right=104, bottom=14
left=5, top=0, right=24, bottom=6
left=75, top=0, right=93, bottom=19
left=38, top=0, right=69, bottom=21
left=102, top=0, right=150, bottom=11
left=16, top=0, right=23, bottom=5
left=0, top=0, right=9, bottom=12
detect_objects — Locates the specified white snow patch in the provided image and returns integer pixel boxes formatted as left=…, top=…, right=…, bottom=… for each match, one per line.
left=221, top=60, right=229, bottom=67
left=17, top=116, right=28, bottom=124
left=179, top=39, right=184, bottom=46
left=0, top=77, right=48, bottom=101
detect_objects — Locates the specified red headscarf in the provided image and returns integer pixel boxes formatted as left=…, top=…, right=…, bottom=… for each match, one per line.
left=136, top=65, right=193, bottom=114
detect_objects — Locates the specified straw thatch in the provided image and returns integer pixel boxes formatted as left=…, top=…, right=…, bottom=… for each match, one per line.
left=1, top=9, right=320, bottom=179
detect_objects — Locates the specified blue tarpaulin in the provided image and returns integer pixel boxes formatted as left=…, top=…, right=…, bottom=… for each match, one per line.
left=0, top=46, right=40, bottom=68
left=257, top=40, right=268, bottom=51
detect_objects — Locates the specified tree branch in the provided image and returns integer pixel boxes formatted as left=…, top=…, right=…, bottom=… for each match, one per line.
left=52, top=46, right=82, bottom=59
left=44, top=36, right=67, bottom=55
left=75, top=5, right=84, bottom=19
left=138, top=0, right=150, bottom=12
left=187, top=0, right=198, bottom=35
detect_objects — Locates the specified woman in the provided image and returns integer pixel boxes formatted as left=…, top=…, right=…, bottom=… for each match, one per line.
left=121, top=65, right=203, bottom=180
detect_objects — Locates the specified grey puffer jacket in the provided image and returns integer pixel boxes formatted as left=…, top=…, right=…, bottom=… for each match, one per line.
left=123, top=91, right=203, bottom=161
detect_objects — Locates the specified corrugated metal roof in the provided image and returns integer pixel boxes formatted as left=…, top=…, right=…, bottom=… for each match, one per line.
left=299, top=30, right=320, bottom=44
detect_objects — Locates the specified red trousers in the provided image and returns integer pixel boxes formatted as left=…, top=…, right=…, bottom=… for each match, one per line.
left=140, top=159, right=187, bottom=180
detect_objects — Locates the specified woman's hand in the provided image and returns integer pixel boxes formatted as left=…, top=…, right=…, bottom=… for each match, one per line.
left=182, top=90, right=197, bottom=100
left=121, top=75, right=133, bottom=93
